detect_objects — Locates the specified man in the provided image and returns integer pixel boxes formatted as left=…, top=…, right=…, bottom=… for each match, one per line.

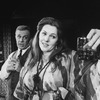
left=0, top=25, right=32, bottom=100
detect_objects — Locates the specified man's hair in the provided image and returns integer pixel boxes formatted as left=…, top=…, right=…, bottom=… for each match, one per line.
left=16, top=25, right=31, bottom=32
left=15, top=25, right=31, bottom=42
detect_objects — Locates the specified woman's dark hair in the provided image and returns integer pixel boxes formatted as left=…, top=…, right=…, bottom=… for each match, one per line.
left=29, top=17, right=68, bottom=69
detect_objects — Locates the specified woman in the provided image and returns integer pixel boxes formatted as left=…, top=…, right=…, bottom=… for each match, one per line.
left=14, top=17, right=100, bottom=100
left=14, top=17, right=77, bottom=100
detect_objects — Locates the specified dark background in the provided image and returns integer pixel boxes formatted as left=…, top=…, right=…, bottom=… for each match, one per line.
left=0, top=0, right=100, bottom=50
left=0, top=0, right=100, bottom=97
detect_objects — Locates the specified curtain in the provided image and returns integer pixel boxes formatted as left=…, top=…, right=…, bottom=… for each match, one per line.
left=3, top=24, right=12, bottom=61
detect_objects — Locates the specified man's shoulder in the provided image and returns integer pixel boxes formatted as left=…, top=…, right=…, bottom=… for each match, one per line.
left=10, top=50, right=18, bottom=55
left=8, top=50, right=18, bottom=58
left=24, top=47, right=31, bottom=54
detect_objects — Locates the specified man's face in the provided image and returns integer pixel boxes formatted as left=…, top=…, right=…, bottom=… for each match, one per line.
left=15, top=30, right=30, bottom=50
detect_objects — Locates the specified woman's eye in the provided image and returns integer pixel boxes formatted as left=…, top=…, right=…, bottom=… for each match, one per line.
left=42, top=32, right=47, bottom=35
left=51, top=35, right=56, bottom=39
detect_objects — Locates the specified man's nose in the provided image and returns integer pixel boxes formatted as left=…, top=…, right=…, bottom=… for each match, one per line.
left=19, top=37, right=24, bottom=42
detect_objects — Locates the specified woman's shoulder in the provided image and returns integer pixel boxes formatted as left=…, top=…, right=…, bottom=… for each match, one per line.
left=55, top=49, right=76, bottom=64
left=61, top=49, right=76, bottom=59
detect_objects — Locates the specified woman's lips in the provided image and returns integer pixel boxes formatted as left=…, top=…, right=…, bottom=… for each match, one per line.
left=42, top=42, right=49, bottom=47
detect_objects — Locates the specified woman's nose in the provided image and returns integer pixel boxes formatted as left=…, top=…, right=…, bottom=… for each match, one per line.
left=44, top=36, right=49, bottom=42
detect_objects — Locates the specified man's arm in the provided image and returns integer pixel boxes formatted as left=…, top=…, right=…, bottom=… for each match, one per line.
left=0, top=53, right=14, bottom=80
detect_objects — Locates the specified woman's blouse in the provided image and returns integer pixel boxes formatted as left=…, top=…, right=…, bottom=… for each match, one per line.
left=14, top=50, right=77, bottom=100
left=90, top=61, right=100, bottom=100
left=74, top=59, right=100, bottom=100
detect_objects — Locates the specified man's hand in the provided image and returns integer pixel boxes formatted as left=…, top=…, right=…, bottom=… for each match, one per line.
left=6, top=58, right=18, bottom=72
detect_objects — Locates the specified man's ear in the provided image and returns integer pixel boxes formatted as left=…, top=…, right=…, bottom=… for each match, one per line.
left=28, top=39, right=32, bottom=46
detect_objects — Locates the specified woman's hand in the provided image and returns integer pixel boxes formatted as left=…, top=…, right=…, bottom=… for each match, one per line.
left=85, top=29, right=100, bottom=50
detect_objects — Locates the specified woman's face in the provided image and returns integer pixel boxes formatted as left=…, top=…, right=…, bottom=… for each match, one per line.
left=39, top=24, right=58, bottom=53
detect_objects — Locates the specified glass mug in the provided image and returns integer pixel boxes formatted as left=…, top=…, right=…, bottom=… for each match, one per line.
left=77, top=37, right=100, bottom=61
left=7, top=56, right=21, bottom=72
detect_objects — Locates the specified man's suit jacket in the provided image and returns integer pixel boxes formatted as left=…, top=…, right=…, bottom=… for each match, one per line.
left=0, top=47, right=31, bottom=100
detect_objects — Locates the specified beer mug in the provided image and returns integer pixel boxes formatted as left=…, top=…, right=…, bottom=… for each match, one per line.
left=7, top=56, right=21, bottom=72
left=77, top=37, right=98, bottom=60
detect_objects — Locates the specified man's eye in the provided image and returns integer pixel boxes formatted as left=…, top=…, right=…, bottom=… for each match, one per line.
left=17, top=35, right=21, bottom=38
left=24, top=36, right=28, bottom=40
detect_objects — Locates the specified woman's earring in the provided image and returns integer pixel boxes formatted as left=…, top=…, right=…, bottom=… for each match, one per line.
left=55, top=46, right=57, bottom=50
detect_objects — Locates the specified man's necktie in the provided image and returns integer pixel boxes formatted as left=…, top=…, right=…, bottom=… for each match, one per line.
left=11, top=49, right=22, bottom=92
left=18, top=49, right=22, bottom=59
left=15, top=49, right=22, bottom=72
